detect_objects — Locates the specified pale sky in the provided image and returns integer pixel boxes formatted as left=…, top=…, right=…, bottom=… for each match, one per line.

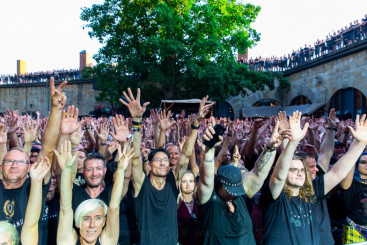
left=0, top=0, right=366, bottom=75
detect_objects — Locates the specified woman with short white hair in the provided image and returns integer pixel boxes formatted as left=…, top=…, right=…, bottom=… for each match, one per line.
left=56, top=141, right=134, bottom=245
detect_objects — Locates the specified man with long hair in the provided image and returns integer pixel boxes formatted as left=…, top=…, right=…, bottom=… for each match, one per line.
left=261, top=112, right=367, bottom=245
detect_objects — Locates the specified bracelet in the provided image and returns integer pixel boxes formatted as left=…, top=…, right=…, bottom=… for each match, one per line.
left=143, top=158, right=149, bottom=163
left=132, top=125, right=141, bottom=132
left=132, top=121, right=142, bottom=126
left=100, top=142, right=107, bottom=146
left=191, top=123, right=200, bottom=130
left=326, top=127, right=337, bottom=132
left=265, top=146, right=276, bottom=152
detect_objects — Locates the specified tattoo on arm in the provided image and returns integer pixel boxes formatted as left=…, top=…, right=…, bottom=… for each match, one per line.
left=256, top=151, right=272, bottom=172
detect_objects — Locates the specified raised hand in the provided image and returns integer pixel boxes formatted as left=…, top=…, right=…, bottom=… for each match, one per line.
left=328, top=108, right=337, bottom=128
left=159, top=110, right=175, bottom=131
left=277, top=111, right=289, bottom=131
left=54, top=140, right=77, bottom=170
left=150, top=109, right=160, bottom=124
left=202, top=124, right=224, bottom=152
left=232, top=145, right=241, bottom=163
left=196, top=96, right=215, bottom=122
left=29, top=157, right=51, bottom=182
left=70, top=126, right=85, bottom=146
left=267, top=121, right=291, bottom=149
left=96, top=122, right=109, bottom=143
left=110, top=115, right=130, bottom=143
left=119, top=88, right=150, bottom=118
left=0, top=119, right=8, bottom=144
left=61, top=105, right=84, bottom=135
left=349, top=114, right=367, bottom=144
left=253, top=118, right=265, bottom=130
left=288, top=111, right=309, bottom=142
left=178, top=136, right=187, bottom=152
left=22, top=117, right=39, bottom=143
left=49, top=77, right=67, bottom=110
left=116, top=144, right=135, bottom=171
left=5, top=110, right=19, bottom=135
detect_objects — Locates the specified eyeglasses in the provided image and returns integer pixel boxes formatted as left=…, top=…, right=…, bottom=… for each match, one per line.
left=288, top=168, right=306, bottom=174
left=152, top=157, right=169, bottom=163
left=3, top=159, right=30, bottom=166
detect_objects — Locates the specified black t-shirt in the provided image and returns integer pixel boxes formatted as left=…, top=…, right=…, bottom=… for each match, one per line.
left=314, top=167, right=334, bottom=245
left=71, top=184, right=109, bottom=212
left=134, top=170, right=179, bottom=245
left=340, top=180, right=367, bottom=225
left=198, top=190, right=256, bottom=245
left=0, top=178, right=50, bottom=244
left=41, top=193, right=60, bottom=245
left=102, top=184, right=132, bottom=245
left=261, top=176, right=325, bottom=245
left=74, top=173, right=86, bottom=187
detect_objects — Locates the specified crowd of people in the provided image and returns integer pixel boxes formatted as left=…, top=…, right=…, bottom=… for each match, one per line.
left=0, top=69, right=81, bottom=84
left=239, top=14, right=367, bottom=72
left=0, top=77, right=366, bottom=245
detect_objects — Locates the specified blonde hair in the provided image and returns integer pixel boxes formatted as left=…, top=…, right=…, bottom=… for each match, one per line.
left=177, top=170, right=196, bottom=205
left=0, top=221, right=19, bottom=245
left=74, top=199, right=108, bottom=228
left=284, top=156, right=316, bottom=203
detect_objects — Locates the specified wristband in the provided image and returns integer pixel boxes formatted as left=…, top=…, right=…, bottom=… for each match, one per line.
left=344, top=131, right=349, bottom=134
left=191, top=123, right=200, bottom=130
left=143, top=158, right=149, bottom=163
left=265, top=146, right=276, bottom=152
left=100, top=142, right=107, bottom=146
left=132, top=121, right=142, bottom=126
left=326, top=127, right=337, bottom=132
left=132, top=125, right=141, bottom=132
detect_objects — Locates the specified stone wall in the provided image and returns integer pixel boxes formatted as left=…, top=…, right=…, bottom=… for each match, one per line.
left=228, top=39, right=367, bottom=117
left=0, top=80, right=99, bottom=116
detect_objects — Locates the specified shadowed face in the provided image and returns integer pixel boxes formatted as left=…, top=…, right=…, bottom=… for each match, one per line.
left=167, top=146, right=180, bottom=168
left=180, top=173, right=195, bottom=195
left=358, top=155, right=367, bottom=179
left=305, top=157, right=318, bottom=180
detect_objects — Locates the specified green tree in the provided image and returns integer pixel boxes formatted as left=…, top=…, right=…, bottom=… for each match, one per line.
left=81, top=0, right=279, bottom=106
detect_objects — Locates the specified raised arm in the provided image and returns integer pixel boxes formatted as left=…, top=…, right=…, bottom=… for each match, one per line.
left=21, top=157, right=51, bottom=245
left=119, top=88, right=150, bottom=197
left=96, top=122, right=109, bottom=156
left=157, top=110, right=174, bottom=148
left=243, top=121, right=289, bottom=198
left=245, top=119, right=264, bottom=158
left=197, top=125, right=223, bottom=205
left=55, top=141, right=78, bottom=245
left=318, top=108, right=337, bottom=172
left=324, top=114, right=367, bottom=194
left=175, top=96, right=214, bottom=183
left=38, top=77, right=67, bottom=184
left=101, top=145, right=134, bottom=245
left=22, top=117, right=39, bottom=153
left=269, top=111, right=309, bottom=200
left=277, top=111, right=290, bottom=151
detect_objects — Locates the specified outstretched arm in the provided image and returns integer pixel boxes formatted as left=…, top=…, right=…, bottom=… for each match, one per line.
left=269, top=111, right=309, bottom=200
left=55, top=141, right=78, bottom=245
left=101, top=145, right=134, bottom=245
left=21, top=157, right=51, bottom=245
left=175, top=96, right=214, bottom=184
left=119, top=88, right=150, bottom=198
left=318, top=108, right=337, bottom=173
left=243, top=121, right=290, bottom=198
left=324, top=114, right=367, bottom=194
left=197, top=124, right=223, bottom=205
left=38, top=77, right=67, bottom=184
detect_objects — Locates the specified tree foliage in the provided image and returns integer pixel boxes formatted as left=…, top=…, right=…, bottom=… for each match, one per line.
left=81, top=0, right=281, bottom=106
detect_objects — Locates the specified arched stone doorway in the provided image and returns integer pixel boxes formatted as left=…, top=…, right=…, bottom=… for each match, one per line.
left=328, top=87, right=367, bottom=119
left=290, top=95, right=312, bottom=105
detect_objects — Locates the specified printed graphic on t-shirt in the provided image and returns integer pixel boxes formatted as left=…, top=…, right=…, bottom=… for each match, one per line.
left=290, top=205, right=312, bottom=227
left=3, top=200, right=15, bottom=219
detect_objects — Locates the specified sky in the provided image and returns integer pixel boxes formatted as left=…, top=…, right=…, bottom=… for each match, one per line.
left=0, top=0, right=366, bottom=75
